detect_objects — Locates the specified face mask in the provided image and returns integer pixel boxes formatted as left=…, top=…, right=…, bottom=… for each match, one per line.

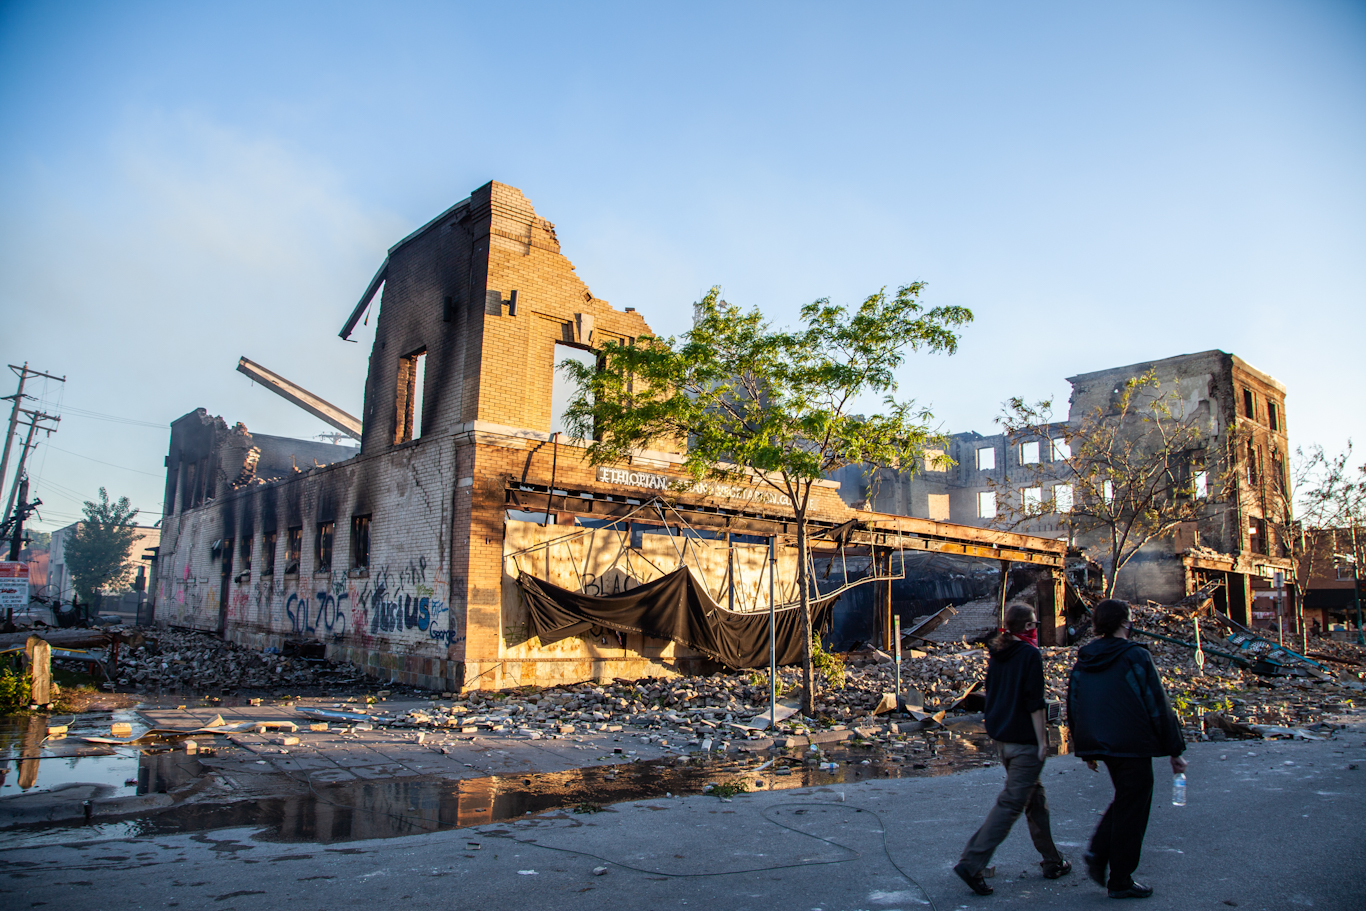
left=1018, top=627, right=1039, bottom=647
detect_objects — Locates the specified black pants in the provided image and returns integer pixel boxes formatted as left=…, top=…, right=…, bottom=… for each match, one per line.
left=1088, top=756, right=1154, bottom=890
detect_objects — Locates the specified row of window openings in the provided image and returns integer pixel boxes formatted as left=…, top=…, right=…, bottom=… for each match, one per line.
left=223, top=516, right=371, bottom=577
left=970, top=438, right=1070, bottom=473
left=1242, top=387, right=1282, bottom=432
left=973, top=472, right=1209, bottom=519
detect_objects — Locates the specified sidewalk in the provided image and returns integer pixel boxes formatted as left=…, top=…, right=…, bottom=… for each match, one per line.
left=1, top=719, right=1361, bottom=910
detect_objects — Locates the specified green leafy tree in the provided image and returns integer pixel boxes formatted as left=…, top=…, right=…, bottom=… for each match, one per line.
left=64, top=487, right=140, bottom=607
left=994, top=371, right=1210, bottom=599
left=563, top=285, right=971, bottom=715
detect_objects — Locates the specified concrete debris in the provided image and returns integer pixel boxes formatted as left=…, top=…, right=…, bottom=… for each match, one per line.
left=75, top=609, right=1364, bottom=754
left=100, top=628, right=370, bottom=694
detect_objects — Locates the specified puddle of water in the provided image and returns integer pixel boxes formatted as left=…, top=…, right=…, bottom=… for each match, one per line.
left=0, top=704, right=218, bottom=823
left=0, top=709, right=151, bottom=795
left=0, top=728, right=1036, bottom=846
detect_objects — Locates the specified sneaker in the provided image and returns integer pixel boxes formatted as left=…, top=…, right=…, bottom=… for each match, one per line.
left=1108, top=881, right=1154, bottom=899
left=954, top=861, right=994, bottom=896
left=1042, top=858, right=1072, bottom=880
left=1083, top=852, right=1106, bottom=887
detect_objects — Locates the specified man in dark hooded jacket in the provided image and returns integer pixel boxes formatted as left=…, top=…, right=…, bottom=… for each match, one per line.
left=953, top=603, right=1069, bottom=896
left=1068, top=599, right=1187, bottom=900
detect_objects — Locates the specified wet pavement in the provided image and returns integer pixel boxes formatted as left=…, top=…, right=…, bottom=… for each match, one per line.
left=1, top=725, right=1362, bottom=911
left=0, top=697, right=1029, bottom=846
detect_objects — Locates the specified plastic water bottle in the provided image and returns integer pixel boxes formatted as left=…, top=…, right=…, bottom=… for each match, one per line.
left=1172, top=772, right=1187, bottom=806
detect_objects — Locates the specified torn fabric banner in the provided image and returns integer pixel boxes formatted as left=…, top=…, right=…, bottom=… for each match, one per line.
left=517, top=567, right=835, bottom=668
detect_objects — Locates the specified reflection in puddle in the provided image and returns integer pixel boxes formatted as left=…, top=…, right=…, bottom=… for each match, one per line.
left=0, top=728, right=1023, bottom=846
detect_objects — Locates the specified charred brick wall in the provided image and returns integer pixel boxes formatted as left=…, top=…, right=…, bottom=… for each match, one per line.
left=159, top=180, right=1067, bottom=691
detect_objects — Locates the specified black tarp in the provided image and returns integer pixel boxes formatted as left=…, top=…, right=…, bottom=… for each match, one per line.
left=517, top=567, right=835, bottom=668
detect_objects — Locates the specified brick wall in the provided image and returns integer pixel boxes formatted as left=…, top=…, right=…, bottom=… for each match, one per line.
left=159, top=179, right=1067, bottom=691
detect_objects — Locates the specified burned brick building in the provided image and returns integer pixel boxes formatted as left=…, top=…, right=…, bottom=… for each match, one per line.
left=834, top=350, right=1295, bottom=629
left=156, top=181, right=1069, bottom=691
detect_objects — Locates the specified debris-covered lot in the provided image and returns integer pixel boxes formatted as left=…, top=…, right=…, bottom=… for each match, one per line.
left=88, top=613, right=1366, bottom=748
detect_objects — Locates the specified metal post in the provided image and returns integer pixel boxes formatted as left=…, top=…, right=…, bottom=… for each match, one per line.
left=893, top=614, right=901, bottom=695
left=997, top=559, right=1010, bottom=627
left=1193, top=609, right=1205, bottom=675
left=1275, top=571, right=1285, bottom=647
left=1353, top=525, right=1364, bottom=646
left=769, top=534, right=777, bottom=731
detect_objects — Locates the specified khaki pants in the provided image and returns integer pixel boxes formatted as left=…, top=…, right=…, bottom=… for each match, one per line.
left=958, top=741, right=1063, bottom=875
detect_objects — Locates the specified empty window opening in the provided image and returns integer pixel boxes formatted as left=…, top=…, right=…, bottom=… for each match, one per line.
left=1193, top=470, right=1208, bottom=499
left=506, top=509, right=555, bottom=524
left=261, top=531, right=277, bottom=575
left=1249, top=517, right=1267, bottom=555
left=976, top=446, right=996, bottom=471
left=1051, top=437, right=1070, bottom=461
left=1247, top=442, right=1260, bottom=486
left=1054, top=484, right=1073, bottom=513
left=1268, top=401, right=1280, bottom=432
left=1022, top=486, right=1042, bottom=511
left=239, top=537, right=252, bottom=574
left=1020, top=441, right=1040, bottom=465
left=350, top=515, right=371, bottom=572
left=315, top=521, right=334, bottom=574
left=927, top=494, right=950, bottom=521
left=395, top=348, right=428, bottom=444
left=285, top=526, right=302, bottom=575
left=1242, top=387, right=1256, bottom=420
left=551, top=343, right=597, bottom=437
left=977, top=490, right=997, bottom=519
left=183, top=461, right=197, bottom=510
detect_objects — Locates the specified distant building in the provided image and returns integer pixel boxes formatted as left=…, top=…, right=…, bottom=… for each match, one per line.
left=834, top=350, right=1295, bottom=628
left=1297, top=527, right=1365, bottom=636
left=47, top=522, right=161, bottom=604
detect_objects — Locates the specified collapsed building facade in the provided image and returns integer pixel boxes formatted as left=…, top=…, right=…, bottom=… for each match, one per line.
left=834, top=351, right=1296, bottom=629
left=155, top=181, right=1068, bottom=691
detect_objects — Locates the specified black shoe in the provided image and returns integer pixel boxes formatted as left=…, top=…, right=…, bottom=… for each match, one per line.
left=954, top=862, right=994, bottom=896
left=1108, top=881, right=1154, bottom=899
left=1084, top=852, right=1106, bottom=887
left=1042, top=858, right=1072, bottom=880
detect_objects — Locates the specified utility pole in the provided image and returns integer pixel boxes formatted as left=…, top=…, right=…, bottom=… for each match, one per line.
left=7, top=476, right=32, bottom=561
left=2, top=410, right=60, bottom=528
left=0, top=363, right=64, bottom=511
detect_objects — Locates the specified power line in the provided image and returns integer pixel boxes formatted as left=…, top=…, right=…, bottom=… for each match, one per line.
left=42, top=443, right=164, bottom=477
left=57, top=405, right=166, bottom=429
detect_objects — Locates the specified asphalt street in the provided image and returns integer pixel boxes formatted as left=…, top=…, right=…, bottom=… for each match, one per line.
left=2, top=728, right=1363, bottom=911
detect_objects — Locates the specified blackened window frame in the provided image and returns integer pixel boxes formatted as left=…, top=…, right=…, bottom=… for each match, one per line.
left=261, top=530, right=277, bottom=576
left=285, top=526, right=303, bottom=575
left=350, top=515, right=371, bottom=574
left=315, top=521, right=335, bottom=575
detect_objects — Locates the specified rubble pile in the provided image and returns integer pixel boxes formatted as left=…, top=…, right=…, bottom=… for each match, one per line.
left=89, top=619, right=1361, bottom=747
left=1126, top=603, right=1366, bottom=731
left=107, top=628, right=368, bottom=693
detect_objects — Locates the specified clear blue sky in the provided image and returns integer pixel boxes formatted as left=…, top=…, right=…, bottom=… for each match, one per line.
left=1, top=1, right=1362, bottom=534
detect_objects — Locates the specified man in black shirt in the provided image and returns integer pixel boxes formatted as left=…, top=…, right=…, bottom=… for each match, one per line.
left=953, top=603, right=1070, bottom=896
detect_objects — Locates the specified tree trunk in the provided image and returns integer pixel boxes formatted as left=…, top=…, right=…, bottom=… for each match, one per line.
left=1106, top=529, right=1121, bottom=599
left=796, top=517, right=815, bottom=718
